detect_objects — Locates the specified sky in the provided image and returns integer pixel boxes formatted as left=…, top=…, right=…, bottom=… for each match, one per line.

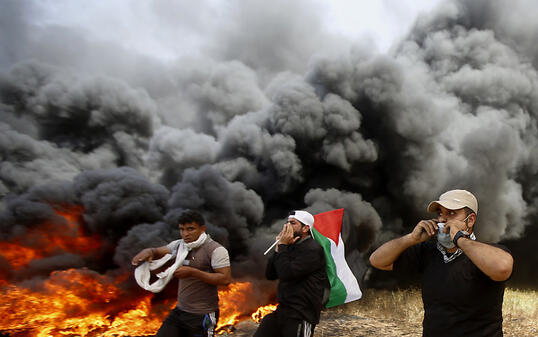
left=320, top=0, right=444, bottom=51
left=32, top=0, right=444, bottom=61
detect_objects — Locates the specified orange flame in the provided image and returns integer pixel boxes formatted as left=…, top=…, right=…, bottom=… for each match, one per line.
left=0, top=276, right=274, bottom=336
left=216, top=282, right=278, bottom=334
left=53, top=206, right=102, bottom=254
left=1, top=269, right=134, bottom=336
left=0, top=243, right=41, bottom=269
left=251, top=304, right=277, bottom=323
left=216, top=281, right=255, bottom=331
left=102, top=297, right=171, bottom=337
left=0, top=205, right=101, bottom=270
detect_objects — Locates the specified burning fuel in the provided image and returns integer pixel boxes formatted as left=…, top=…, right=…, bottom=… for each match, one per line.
left=0, top=268, right=157, bottom=336
left=0, top=274, right=275, bottom=336
left=0, top=206, right=101, bottom=271
left=251, top=304, right=278, bottom=323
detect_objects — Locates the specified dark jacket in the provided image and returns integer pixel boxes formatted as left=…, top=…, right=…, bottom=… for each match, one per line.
left=266, top=236, right=329, bottom=324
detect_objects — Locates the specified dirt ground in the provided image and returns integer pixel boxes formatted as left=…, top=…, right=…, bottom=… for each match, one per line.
left=223, top=311, right=538, bottom=337
left=221, top=311, right=423, bottom=337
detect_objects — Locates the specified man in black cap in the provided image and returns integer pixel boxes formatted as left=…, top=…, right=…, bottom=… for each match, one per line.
left=254, top=210, right=329, bottom=337
left=370, top=189, right=513, bottom=337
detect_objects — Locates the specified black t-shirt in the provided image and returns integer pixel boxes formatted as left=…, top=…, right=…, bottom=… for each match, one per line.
left=394, top=240, right=511, bottom=337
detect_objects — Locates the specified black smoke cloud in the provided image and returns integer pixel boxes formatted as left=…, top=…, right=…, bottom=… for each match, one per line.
left=0, top=181, right=76, bottom=239
left=0, top=0, right=537, bottom=291
left=73, top=167, right=169, bottom=240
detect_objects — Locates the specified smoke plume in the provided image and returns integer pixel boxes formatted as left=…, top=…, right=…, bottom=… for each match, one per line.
left=1, top=0, right=537, bottom=307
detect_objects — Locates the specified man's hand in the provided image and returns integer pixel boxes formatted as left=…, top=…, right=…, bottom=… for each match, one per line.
left=445, top=218, right=469, bottom=240
left=278, top=223, right=299, bottom=245
left=131, top=248, right=154, bottom=266
left=410, top=219, right=439, bottom=243
left=174, top=266, right=197, bottom=279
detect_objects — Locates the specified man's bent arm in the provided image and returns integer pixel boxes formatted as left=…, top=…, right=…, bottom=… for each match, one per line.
left=369, top=234, right=418, bottom=271
left=456, top=238, right=513, bottom=281
left=370, top=219, right=437, bottom=270
left=132, top=245, right=171, bottom=265
left=175, top=266, right=231, bottom=285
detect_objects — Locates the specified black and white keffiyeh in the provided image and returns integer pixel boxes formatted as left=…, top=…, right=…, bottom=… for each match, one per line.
left=436, top=232, right=476, bottom=263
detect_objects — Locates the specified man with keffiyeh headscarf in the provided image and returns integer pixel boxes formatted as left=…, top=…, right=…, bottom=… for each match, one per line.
left=131, top=210, right=231, bottom=337
left=369, top=189, right=513, bottom=337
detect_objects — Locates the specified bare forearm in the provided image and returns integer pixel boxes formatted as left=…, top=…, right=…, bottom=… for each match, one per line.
left=132, top=246, right=170, bottom=265
left=190, top=268, right=231, bottom=286
left=457, top=238, right=513, bottom=281
left=369, top=234, right=418, bottom=271
left=152, top=246, right=171, bottom=259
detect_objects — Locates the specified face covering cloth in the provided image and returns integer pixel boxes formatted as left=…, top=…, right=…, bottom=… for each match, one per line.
left=437, top=223, right=456, bottom=249
left=436, top=229, right=476, bottom=264
left=134, top=232, right=208, bottom=293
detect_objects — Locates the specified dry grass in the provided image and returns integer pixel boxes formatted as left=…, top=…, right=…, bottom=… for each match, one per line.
left=335, top=288, right=423, bottom=325
left=231, top=287, right=537, bottom=336
left=502, top=288, right=538, bottom=337
left=328, top=287, right=537, bottom=337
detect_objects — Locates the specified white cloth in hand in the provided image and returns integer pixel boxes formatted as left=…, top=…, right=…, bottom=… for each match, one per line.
left=134, top=232, right=207, bottom=293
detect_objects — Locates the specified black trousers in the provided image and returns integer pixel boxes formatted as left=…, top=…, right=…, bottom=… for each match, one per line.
left=155, top=307, right=219, bottom=337
left=253, top=309, right=316, bottom=337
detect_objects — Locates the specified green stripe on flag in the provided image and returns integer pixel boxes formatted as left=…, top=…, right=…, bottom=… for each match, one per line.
left=312, top=227, right=347, bottom=307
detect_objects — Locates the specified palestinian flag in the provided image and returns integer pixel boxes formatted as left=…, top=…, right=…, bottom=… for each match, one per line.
left=312, top=208, right=362, bottom=308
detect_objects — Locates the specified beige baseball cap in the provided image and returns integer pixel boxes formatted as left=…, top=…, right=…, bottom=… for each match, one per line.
left=427, top=189, right=478, bottom=214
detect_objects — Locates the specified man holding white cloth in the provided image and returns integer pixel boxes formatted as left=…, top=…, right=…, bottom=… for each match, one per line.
left=132, top=210, right=231, bottom=337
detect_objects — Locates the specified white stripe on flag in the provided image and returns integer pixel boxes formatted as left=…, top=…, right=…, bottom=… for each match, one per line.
left=330, top=233, right=362, bottom=302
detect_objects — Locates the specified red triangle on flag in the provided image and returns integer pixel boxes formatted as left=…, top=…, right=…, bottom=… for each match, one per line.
left=313, top=208, right=344, bottom=246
